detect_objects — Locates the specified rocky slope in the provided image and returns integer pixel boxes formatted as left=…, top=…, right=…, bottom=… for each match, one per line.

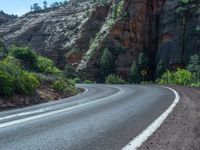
left=0, top=0, right=200, bottom=80
left=79, top=0, right=200, bottom=80
left=0, top=11, right=17, bottom=25
left=0, top=1, right=110, bottom=67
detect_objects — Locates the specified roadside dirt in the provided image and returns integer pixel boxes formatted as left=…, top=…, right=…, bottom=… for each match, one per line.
left=140, top=85, right=200, bottom=150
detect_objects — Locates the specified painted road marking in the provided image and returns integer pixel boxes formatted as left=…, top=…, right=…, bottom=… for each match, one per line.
left=0, top=86, right=124, bottom=128
left=122, top=86, right=180, bottom=150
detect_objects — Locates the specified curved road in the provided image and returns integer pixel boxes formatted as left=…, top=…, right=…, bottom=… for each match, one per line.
left=0, top=84, right=175, bottom=150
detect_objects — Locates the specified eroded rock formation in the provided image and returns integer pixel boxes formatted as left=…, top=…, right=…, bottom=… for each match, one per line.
left=0, top=0, right=199, bottom=81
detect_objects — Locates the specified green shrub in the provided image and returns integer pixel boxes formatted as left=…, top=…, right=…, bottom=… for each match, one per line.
left=0, top=71, right=15, bottom=97
left=9, top=46, right=37, bottom=69
left=0, top=57, right=21, bottom=76
left=0, top=40, right=7, bottom=58
left=63, top=64, right=78, bottom=78
left=52, top=79, right=76, bottom=94
left=15, top=71, right=40, bottom=95
left=187, top=54, right=200, bottom=82
left=130, top=61, right=140, bottom=83
left=191, top=82, right=200, bottom=87
left=173, top=69, right=192, bottom=85
left=158, top=70, right=174, bottom=84
left=105, top=74, right=126, bottom=84
left=159, top=69, right=192, bottom=85
left=37, top=56, right=62, bottom=75
left=83, top=80, right=93, bottom=84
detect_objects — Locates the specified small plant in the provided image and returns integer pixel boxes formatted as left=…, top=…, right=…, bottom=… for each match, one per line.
left=9, top=46, right=37, bottom=69
left=0, top=71, right=15, bottom=97
left=187, top=54, right=200, bottom=81
left=52, top=79, right=76, bottom=94
left=105, top=74, right=126, bottom=84
left=130, top=61, right=140, bottom=83
left=158, top=69, right=192, bottom=86
left=63, top=64, right=78, bottom=78
left=83, top=80, right=93, bottom=84
left=15, top=71, right=40, bottom=95
left=37, top=56, right=61, bottom=75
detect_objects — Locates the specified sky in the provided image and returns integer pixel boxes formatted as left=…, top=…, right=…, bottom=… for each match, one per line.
left=0, top=0, right=64, bottom=16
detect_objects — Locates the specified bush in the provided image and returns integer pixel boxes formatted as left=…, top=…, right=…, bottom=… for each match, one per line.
left=0, top=40, right=7, bottom=58
left=0, top=71, right=15, bottom=97
left=63, top=64, right=78, bottom=78
left=187, top=54, right=200, bottom=82
left=0, top=58, right=40, bottom=96
left=0, top=57, right=21, bottom=76
left=83, top=80, right=93, bottom=84
left=9, top=46, right=37, bottom=69
left=173, top=69, right=192, bottom=85
left=191, top=82, right=200, bottom=87
left=52, top=79, right=76, bottom=94
left=36, top=56, right=62, bottom=75
left=105, top=74, right=126, bottom=84
left=15, top=71, right=40, bottom=95
left=130, top=61, right=140, bottom=83
left=159, top=69, right=192, bottom=86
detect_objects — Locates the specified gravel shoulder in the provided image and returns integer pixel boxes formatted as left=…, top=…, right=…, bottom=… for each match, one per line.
left=140, top=85, right=200, bottom=150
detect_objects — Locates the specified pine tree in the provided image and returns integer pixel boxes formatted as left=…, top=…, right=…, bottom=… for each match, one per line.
left=100, top=48, right=113, bottom=78
left=155, top=60, right=166, bottom=80
left=130, top=61, right=140, bottom=83
left=187, top=54, right=200, bottom=81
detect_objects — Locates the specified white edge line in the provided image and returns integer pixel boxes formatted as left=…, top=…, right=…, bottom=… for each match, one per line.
left=0, top=86, right=124, bottom=128
left=122, top=86, right=180, bottom=150
left=0, top=86, right=89, bottom=121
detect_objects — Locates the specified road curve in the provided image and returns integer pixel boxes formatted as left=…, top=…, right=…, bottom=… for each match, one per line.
left=0, top=84, right=175, bottom=150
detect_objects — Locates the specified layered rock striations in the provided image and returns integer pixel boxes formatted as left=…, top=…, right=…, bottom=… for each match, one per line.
left=0, top=0, right=199, bottom=80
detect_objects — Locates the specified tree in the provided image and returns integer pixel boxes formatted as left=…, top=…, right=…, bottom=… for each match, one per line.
left=187, top=54, right=200, bottom=81
left=32, top=3, right=42, bottom=12
left=50, top=2, right=60, bottom=8
left=100, top=48, right=113, bottom=78
left=138, top=52, right=148, bottom=67
left=43, top=1, right=48, bottom=9
left=155, top=60, right=166, bottom=79
left=138, top=52, right=148, bottom=81
left=130, top=61, right=140, bottom=83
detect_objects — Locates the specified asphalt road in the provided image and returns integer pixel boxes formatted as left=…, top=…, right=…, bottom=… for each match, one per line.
left=0, top=84, right=175, bottom=150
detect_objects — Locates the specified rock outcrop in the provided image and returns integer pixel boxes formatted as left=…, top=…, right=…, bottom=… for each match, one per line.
left=79, top=0, right=200, bottom=80
left=0, top=2, right=110, bottom=67
left=0, top=0, right=199, bottom=81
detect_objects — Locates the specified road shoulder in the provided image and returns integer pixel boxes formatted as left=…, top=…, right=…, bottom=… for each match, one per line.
left=140, top=85, right=200, bottom=150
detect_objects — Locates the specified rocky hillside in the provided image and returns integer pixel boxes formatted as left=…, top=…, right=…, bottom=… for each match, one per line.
left=0, top=0, right=200, bottom=81
left=0, top=1, right=110, bottom=68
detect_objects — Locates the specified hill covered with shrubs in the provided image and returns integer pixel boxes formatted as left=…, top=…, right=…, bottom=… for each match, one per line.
left=0, top=40, right=78, bottom=108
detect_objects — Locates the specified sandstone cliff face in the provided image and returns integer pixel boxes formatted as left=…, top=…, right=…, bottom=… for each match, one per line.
left=0, top=0, right=199, bottom=81
left=157, top=0, right=200, bottom=66
left=80, top=0, right=200, bottom=80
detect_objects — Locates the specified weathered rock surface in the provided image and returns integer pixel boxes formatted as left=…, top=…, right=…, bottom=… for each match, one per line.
left=0, top=11, right=16, bottom=25
left=0, top=0, right=200, bottom=80
left=0, top=2, right=109, bottom=67
left=80, top=0, right=200, bottom=80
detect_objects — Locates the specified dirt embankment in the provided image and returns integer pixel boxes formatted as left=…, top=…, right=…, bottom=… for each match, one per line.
left=140, top=86, right=200, bottom=150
